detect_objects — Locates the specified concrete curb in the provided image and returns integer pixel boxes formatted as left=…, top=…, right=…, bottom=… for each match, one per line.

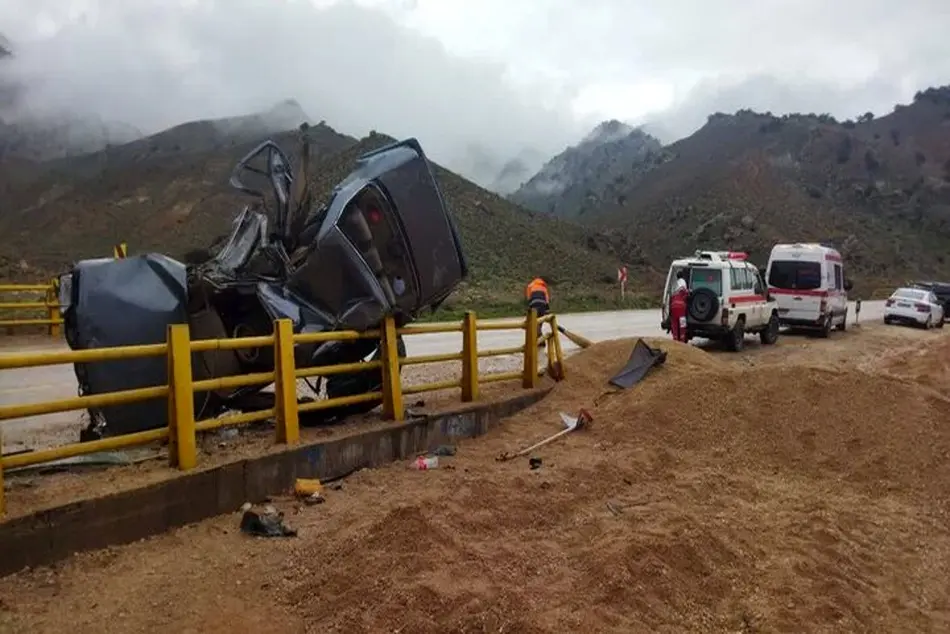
left=0, top=388, right=550, bottom=577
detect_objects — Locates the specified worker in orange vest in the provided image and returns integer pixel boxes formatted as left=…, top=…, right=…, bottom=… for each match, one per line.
left=525, top=276, right=550, bottom=341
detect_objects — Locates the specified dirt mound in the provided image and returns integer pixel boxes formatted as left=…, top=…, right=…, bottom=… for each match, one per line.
left=5, top=334, right=950, bottom=633
left=530, top=337, right=950, bottom=503
left=547, top=337, right=723, bottom=393
left=872, top=333, right=950, bottom=394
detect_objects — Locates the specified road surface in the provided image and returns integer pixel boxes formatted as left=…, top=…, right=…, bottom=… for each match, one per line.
left=0, top=301, right=886, bottom=449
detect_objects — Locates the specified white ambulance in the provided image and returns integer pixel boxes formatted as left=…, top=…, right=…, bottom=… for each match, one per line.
left=660, top=250, right=780, bottom=352
left=765, top=243, right=852, bottom=337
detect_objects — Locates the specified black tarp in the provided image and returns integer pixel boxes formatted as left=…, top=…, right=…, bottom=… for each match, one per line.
left=608, top=338, right=668, bottom=389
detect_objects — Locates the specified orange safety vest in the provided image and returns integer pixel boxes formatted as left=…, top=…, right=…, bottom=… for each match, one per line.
left=524, top=278, right=550, bottom=303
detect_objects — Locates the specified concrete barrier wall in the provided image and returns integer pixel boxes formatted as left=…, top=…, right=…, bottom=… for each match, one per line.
left=0, top=387, right=550, bottom=577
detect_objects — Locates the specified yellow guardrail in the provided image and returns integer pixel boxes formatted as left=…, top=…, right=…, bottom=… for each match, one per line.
left=0, top=309, right=567, bottom=515
left=0, top=281, right=62, bottom=336
left=0, top=243, right=128, bottom=336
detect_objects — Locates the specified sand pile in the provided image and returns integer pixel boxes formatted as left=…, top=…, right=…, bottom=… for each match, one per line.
left=5, top=335, right=950, bottom=634
left=264, top=338, right=950, bottom=632
left=871, top=332, right=950, bottom=394
left=512, top=337, right=950, bottom=503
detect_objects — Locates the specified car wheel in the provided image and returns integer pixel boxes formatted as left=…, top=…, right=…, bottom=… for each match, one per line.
left=759, top=313, right=779, bottom=345
left=818, top=314, right=832, bottom=338
left=924, top=316, right=933, bottom=330
left=836, top=312, right=847, bottom=332
left=937, top=317, right=945, bottom=330
left=727, top=318, right=745, bottom=352
left=884, top=316, right=893, bottom=325
left=687, top=288, right=720, bottom=322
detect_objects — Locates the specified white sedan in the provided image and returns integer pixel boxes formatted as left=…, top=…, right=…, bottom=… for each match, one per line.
left=883, top=287, right=945, bottom=329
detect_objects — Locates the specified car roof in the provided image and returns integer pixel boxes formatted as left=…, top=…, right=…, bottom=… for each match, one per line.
left=894, top=287, right=929, bottom=295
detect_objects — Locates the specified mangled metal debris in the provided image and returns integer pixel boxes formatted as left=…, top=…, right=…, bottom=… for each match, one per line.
left=59, top=132, right=469, bottom=441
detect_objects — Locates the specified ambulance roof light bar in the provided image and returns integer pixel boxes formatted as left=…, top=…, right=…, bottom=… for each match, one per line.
left=693, top=250, right=748, bottom=262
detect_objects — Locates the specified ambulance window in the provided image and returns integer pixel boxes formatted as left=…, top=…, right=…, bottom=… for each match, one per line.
left=740, top=267, right=753, bottom=290
left=768, top=260, right=822, bottom=290
left=833, top=264, right=843, bottom=290
left=690, top=268, right=722, bottom=295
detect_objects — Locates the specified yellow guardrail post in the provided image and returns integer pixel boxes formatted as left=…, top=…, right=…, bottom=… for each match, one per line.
left=522, top=308, right=539, bottom=389
left=0, top=424, right=5, bottom=516
left=461, top=310, right=479, bottom=402
left=380, top=314, right=404, bottom=421
left=167, top=324, right=197, bottom=470
left=113, top=242, right=128, bottom=259
left=550, top=315, right=566, bottom=380
left=273, top=318, right=300, bottom=445
left=47, top=278, right=61, bottom=338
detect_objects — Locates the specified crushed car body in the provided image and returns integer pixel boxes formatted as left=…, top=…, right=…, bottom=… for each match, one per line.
left=60, top=135, right=468, bottom=440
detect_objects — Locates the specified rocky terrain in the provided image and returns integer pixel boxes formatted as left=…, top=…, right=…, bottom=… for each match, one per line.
left=510, top=120, right=663, bottom=219
left=513, top=88, right=950, bottom=294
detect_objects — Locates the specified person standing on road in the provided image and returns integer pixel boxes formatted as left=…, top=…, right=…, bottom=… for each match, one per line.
left=524, top=276, right=550, bottom=343
left=670, top=270, right=689, bottom=343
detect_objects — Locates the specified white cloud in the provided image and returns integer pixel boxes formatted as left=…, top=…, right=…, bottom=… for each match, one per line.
left=1, top=0, right=950, bottom=186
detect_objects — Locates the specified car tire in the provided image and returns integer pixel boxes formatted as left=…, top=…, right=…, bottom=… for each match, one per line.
left=818, top=314, right=832, bottom=338
left=836, top=312, right=847, bottom=332
left=937, top=317, right=945, bottom=330
left=727, top=318, right=745, bottom=352
left=759, top=313, right=780, bottom=345
left=884, top=316, right=893, bottom=325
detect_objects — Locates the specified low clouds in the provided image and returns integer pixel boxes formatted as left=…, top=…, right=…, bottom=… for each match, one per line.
left=2, top=0, right=950, bottom=186
left=0, top=0, right=589, bottom=185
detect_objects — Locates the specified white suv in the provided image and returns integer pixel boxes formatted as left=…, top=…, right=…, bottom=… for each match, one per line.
left=660, top=250, right=780, bottom=352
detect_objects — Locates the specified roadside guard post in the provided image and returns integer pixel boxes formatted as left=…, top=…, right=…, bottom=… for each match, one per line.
left=47, top=277, right=61, bottom=338
left=461, top=311, right=479, bottom=402
left=381, top=314, right=404, bottom=421
left=166, top=324, right=197, bottom=470
left=0, top=424, right=5, bottom=515
left=523, top=308, right=539, bottom=389
left=855, top=299, right=862, bottom=326
left=113, top=243, right=128, bottom=259
left=273, top=318, right=300, bottom=444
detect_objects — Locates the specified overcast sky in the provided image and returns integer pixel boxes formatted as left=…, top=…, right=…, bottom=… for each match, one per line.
left=2, top=0, right=950, bottom=188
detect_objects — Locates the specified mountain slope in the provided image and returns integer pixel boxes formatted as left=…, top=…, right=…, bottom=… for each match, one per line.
left=510, top=120, right=662, bottom=218
left=519, top=90, right=950, bottom=293
left=0, top=117, right=651, bottom=314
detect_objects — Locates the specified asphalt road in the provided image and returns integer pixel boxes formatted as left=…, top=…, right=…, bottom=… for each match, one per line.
left=0, top=301, right=886, bottom=447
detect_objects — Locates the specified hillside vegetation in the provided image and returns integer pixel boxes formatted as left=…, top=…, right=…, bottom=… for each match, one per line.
left=0, top=115, right=644, bottom=316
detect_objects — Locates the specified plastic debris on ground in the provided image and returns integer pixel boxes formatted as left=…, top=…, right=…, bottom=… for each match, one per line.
left=239, top=504, right=297, bottom=538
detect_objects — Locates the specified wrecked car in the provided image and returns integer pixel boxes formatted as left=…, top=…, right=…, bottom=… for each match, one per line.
left=59, top=134, right=468, bottom=441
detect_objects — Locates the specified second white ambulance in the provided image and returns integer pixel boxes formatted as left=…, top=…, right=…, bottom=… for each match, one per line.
left=765, top=243, right=852, bottom=337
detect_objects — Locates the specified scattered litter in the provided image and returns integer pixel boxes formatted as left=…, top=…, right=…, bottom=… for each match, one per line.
left=5, top=450, right=147, bottom=475
left=239, top=506, right=297, bottom=538
left=497, top=409, right=592, bottom=461
left=529, top=457, right=543, bottom=470
left=303, top=493, right=325, bottom=506
left=294, top=478, right=323, bottom=497
left=431, top=445, right=457, bottom=457
left=410, top=455, right=439, bottom=470
left=294, top=478, right=325, bottom=505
